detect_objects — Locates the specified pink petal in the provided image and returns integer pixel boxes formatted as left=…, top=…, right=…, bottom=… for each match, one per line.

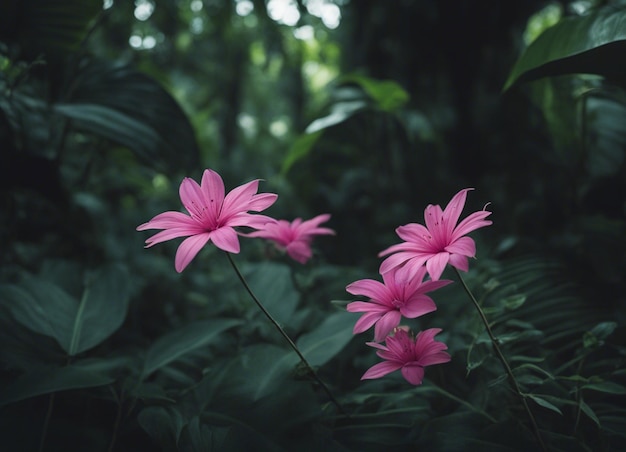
left=346, top=301, right=389, bottom=313
left=174, top=233, right=211, bottom=272
left=400, top=295, right=437, bottom=318
left=442, top=188, right=472, bottom=235
left=286, top=240, right=312, bottom=263
left=142, top=228, right=198, bottom=247
left=423, top=204, right=445, bottom=242
left=445, top=236, right=476, bottom=258
left=416, top=327, right=442, bottom=343
left=425, top=252, right=450, bottom=281
left=451, top=210, right=492, bottom=242
left=298, top=213, right=330, bottom=230
left=448, top=253, right=469, bottom=272
left=361, top=361, right=403, bottom=380
left=419, top=350, right=452, bottom=367
left=374, top=311, right=402, bottom=342
left=346, top=279, right=392, bottom=304
left=136, top=211, right=197, bottom=230
left=352, top=312, right=384, bottom=334
left=365, top=341, right=388, bottom=351
left=209, top=227, right=240, bottom=254
left=379, top=252, right=424, bottom=275
left=229, top=213, right=277, bottom=229
left=221, top=179, right=259, bottom=217
left=395, top=223, right=432, bottom=246
left=247, top=193, right=278, bottom=212
left=401, top=363, right=425, bottom=385
left=414, top=278, right=454, bottom=295
left=179, top=177, right=206, bottom=218
left=200, top=169, right=225, bottom=222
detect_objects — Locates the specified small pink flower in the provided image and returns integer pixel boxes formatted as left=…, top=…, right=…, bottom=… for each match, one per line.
left=346, top=265, right=452, bottom=342
left=362, top=328, right=451, bottom=385
left=137, top=169, right=278, bottom=272
left=379, top=188, right=492, bottom=281
left=248, top=214, right=335, bottom=264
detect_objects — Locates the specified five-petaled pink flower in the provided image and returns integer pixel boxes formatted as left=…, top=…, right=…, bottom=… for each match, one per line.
left=248, top=214, right=335, bottom=264
left=379, top=188, right=492, bottom=281
left=137, top=169, right=278, bottom=272
left=346, top=265, right=452, bottom=342
left=362, top=328, right=451, bottom=385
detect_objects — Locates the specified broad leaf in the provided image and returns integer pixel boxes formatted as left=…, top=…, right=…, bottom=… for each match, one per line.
left=582, top=381, right=626, bottom=395
left=1, top=265, right=131, bottom=356
left=67, top=264, right=131, bottom=355
left=341, top=74, right=410, bottom=111
left=0, top=365, right=114, bottom=407
left=528, top=394, right=563, bottom=415
left=142, top=318, right=242, bottom=379
left=138, top=406, right=186, bottom=452
left=504, top=5, right=626, bottom=90
left=281, top=130, right=322, bottom=174
left=54, top=60, right=200, bottom=170
left=296, top=310, right=355, bottom=367
left=244, top=262, right=299, bottom=325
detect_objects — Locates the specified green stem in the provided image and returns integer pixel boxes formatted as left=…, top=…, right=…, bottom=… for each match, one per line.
left=226, top=252, right=347, bottom=415
left=38, top=393, right=56, bottom=452
left=454, top=268, right=546, bottom=452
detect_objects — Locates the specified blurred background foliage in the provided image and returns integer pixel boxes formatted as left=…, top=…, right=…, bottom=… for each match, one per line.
left=1, top=0, right=625, bottom=450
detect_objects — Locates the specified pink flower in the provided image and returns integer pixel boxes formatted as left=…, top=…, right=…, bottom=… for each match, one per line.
left=346, top=265, right=452, bottom=342
left=247, top=214, right=335, bottom=264
left=362, top=328, right=451, bottom=385
left=137, top=169, right=278, bottom=272
left=379, top=188, right=492, bottom=281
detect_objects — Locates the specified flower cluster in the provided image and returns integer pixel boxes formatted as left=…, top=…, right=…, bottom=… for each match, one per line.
left=346, top=188, right=492, bottom=385
left=137, top=169, right=333, bottom=271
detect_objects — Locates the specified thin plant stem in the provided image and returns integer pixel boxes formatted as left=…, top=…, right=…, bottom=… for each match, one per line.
left=225, top=252, right=347, bottom=415
left=453, top=268, right=547, bottom=452
left=107, top=386, right=123, bottom=452
left=38, top=393, right=56, bottom=452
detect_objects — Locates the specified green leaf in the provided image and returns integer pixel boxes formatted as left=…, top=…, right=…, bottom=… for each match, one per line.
left=54, top=60, right=199, bottom=170
left=582, top=381, right=626, bottom=395
left=296, top=310, right=355, bottom=367
left=501, top=294, right=527, bottom=310
left=67, top=264, right=131, bottom=356
left=281, top=130, right=322, bottom=174
left=341, top=74, right=410, bottom=111
left=244, top=262, right=299, bottom=325
left=0, top=365, right=114, bottom=407
left=504, top=5, right=626, bottom=90
left=142, top=318, right=242, bottom=379
left=305, top=100, right=367, bottom=134
left=138, top=406, right=186, bottom=452
left=527, top=394, right=563, bottom=415
left=241, top=344, right=299, bottom=401
left=580, top=399, right=601, bottom=427
left=1, top=265, right=131, bottom=356
left=1, top=278, right=77, bottom=351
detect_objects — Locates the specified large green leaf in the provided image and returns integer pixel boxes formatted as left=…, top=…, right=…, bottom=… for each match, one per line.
left=142, top=318, right=242, bottom=379
left=1, top=264, right=131, bottom=356
left=243, top=262, right=299, bottom=325
left=296, top=310, right=355, bottom=367
left=0, top=365, right=114, bottom=407
left=66, top=264, right=131, bottom=355
left=504, top=5, right=626, bottom=90
left=340, top=74, right=410, bottom=111
left=54, top=60, right=200, bottom=170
